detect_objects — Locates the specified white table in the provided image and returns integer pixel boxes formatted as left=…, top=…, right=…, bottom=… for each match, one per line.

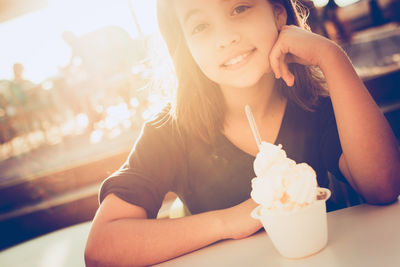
left=154, top=200, right=400, bottom=267
left=1, top=200, right=399, bottom=267
left=0, top=221, right=91, bottom=267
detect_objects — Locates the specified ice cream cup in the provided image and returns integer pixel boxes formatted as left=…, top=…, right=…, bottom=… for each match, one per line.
left=251, top=187, right=331, bottom=259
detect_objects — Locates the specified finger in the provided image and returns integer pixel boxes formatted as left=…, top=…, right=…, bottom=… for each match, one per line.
left=279, top=55, right=294, bottom=87
left=269, top=41, right=282, bottom=79
left=285, top=55, right=296, bottom=86
left=279, top=56, right=288, bottom=84
left=284, top=71, right=295, bottom=87
left=285, top=58, right=296, bottom=87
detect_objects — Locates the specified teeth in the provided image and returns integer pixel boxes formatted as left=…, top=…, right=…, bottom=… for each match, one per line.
left=224, top=51, right=251, bottom=66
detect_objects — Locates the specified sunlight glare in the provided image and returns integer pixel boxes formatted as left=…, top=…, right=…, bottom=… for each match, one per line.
left=312, top=0, right=329, bottom=8
left=130, top=97, right=140, bottom=108
left=334, top=0, right=360, bottom=8
left=90, top=129, right=104, bottom=144
left=42, top=81, right=53, bottom=90
left=0, top=0, right=158, bottom=83
left=76, top=113, right=89, bottom=129
left=312, top=0, right=360, bottom=8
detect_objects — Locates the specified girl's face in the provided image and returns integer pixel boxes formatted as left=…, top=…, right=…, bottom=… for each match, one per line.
left=174, top=0, right=286, bottom=89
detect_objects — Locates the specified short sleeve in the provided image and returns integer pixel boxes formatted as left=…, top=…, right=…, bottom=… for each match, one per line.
left=318, top=97, right=347, bottom=183
left=99, top=107, right=185, bottom=218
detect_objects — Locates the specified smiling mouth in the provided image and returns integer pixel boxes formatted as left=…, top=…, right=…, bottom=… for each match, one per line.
left=221, top=48, right=256, bottom=68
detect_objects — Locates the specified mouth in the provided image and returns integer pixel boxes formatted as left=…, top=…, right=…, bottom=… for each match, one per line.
left=221, top=48, right=256, bottom=69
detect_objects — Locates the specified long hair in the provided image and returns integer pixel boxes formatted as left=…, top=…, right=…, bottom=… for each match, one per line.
left=156, top=0, right=326, bottom=144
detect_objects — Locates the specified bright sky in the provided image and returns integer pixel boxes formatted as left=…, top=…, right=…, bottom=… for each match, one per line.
left=0, top=0, right=158, bottom=83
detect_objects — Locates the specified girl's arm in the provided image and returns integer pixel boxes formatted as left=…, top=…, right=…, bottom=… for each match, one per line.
left=270, top=25, right=400, bottom=204
left=85, top=194, right=261, bottom=267
left=319, top=44, right=400, bottom=204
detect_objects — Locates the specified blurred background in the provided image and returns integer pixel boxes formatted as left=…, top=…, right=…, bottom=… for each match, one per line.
left=0, top=0, right=399, bottom=251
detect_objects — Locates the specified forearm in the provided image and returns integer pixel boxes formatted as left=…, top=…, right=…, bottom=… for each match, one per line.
left=320, top=44, right=400, bottom=202
left=85, top=209, right=225, bottom=267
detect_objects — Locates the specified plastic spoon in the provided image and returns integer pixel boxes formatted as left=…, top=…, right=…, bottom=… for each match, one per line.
left=245, top=104, right=262, bottom=150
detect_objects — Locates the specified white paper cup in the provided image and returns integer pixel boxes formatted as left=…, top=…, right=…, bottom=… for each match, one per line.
left=251, top=187, right=331, bottom=259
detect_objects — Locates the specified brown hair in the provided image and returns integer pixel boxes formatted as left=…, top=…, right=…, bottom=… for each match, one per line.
left=156, top=0, right=326, bottom=144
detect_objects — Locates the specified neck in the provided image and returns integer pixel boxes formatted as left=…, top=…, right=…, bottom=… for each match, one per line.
left=221, top=73, right=283, bottom=122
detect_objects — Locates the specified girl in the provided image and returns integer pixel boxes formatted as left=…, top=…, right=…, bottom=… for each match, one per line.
left=85, top=0, right=400, bottom=266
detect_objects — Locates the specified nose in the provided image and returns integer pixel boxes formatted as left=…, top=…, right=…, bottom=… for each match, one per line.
left=216, top=31, right=241, bottom=49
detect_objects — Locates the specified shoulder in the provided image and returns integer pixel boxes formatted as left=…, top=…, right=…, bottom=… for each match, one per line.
left=125, top=104, right=188, bottom=180
left=134, top=103, right=187, bottom=156
left=141, top=104, right=182, bottom=141
left=145, top=103, right=173, bottom=128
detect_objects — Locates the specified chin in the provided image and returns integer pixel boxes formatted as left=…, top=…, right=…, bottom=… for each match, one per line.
left=220, top=79, right=261, bottom=90
left=224, top=71, right=269, bottom=89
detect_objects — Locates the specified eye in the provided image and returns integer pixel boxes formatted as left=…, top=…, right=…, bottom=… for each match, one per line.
left=231, top=5, right=251, bottom=16
left=192, top=23, right=208, bottom=35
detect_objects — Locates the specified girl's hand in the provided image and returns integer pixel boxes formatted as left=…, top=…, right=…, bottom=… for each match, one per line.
left=219, top=198, right=262, bottom=240
left=269, top=25, right=341, bottom=87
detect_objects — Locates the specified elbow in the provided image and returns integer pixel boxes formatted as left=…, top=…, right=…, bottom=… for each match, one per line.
left=84, top=228, right=144, bottom=267
left=84, top=253, right=97, bottom=267
left=84, top=239, right=101, bottom=267
left=85, top=246, right=144, bottom=267
left=364, top=170, right=400, bottom=205
left=365, top=193, right=399, bottom=205
left=85, top=231, right=110, bottom=267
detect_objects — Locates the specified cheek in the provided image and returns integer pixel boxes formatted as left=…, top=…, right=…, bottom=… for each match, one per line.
left=188, top=43, right=216, bottom=74
left=251, top=10, right=279, bottom=41
left=257, top=27, right=279, bottom=56
left=189, top=47, right=205, bottom=68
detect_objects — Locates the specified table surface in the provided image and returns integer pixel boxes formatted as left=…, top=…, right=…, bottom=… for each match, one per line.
left=0, top=221, right=91, bottom=267
left=0, top=199, right=399, bottom=267
left=154, top=200, right=400, bottom=267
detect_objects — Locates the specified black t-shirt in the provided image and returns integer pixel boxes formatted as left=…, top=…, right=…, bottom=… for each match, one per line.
left=99, top=97, right=347, bottom=218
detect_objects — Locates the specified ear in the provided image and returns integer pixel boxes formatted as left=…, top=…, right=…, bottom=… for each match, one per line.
left=273, top=4, right=287, bottom=31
